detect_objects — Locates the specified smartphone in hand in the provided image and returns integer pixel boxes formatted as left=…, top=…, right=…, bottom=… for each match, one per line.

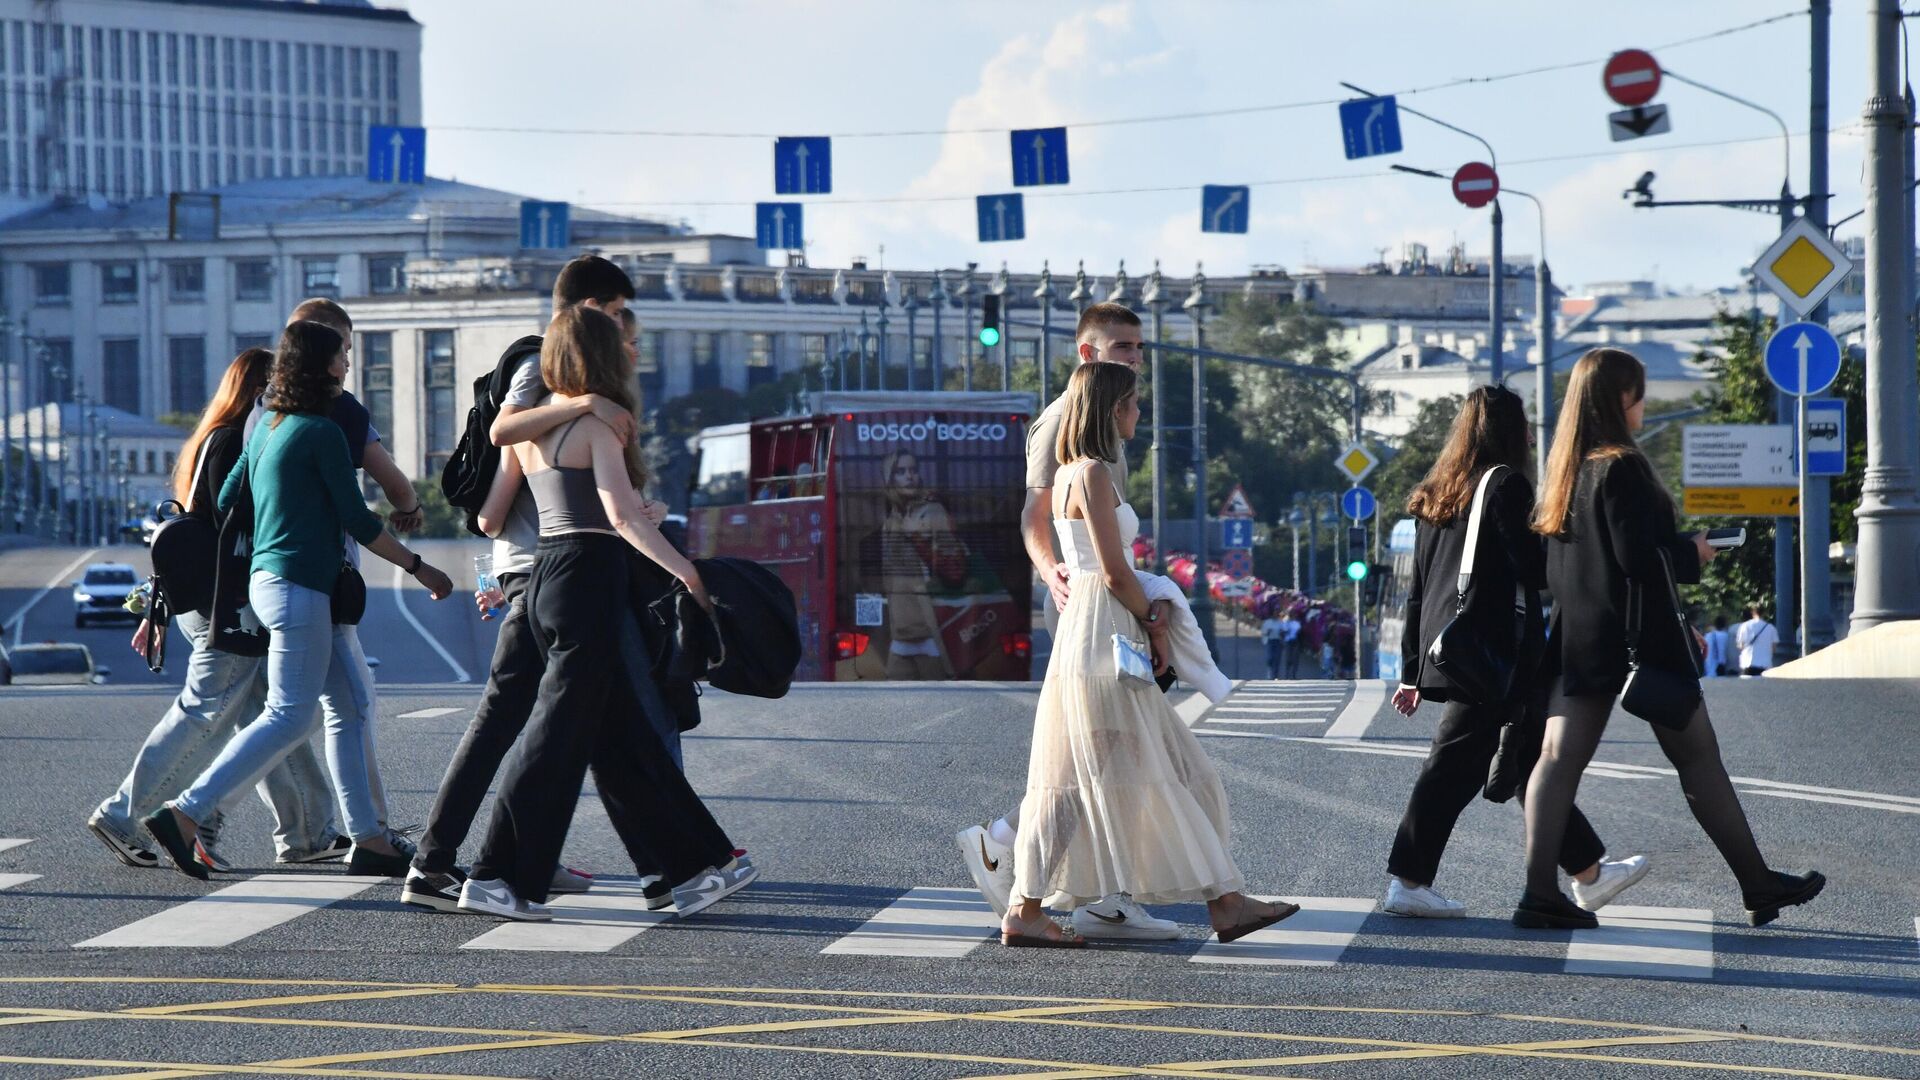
left=1705, top=527, right=1747, bottom=550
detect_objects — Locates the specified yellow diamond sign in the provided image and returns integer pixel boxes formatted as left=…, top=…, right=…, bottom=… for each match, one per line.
left=1752, top=217, right=1852, bottom=316
left=1335, top=441, right=1379, bottom=484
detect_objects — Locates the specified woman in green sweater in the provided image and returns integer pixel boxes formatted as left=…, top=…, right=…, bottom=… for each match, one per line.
left=144, top=320, right=454, bottom=881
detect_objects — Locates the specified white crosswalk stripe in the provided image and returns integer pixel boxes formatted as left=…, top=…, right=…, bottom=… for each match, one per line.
left=75, top=874, right=385, bottom=949
left=1191, top=896, right=1374, bottom=967
left=1197, top=681, right=1352, bottom=731
left=1565, top=905, right=1714, bottom=980
left=0, top=838, right=32, bottom=854
left=461, top=878, right=670, bottom=953
left=0, top=874, right=38, bottom=891
left=396, top=707, right=462, bottom=719
left=820, top=886, right=1001, bottom=958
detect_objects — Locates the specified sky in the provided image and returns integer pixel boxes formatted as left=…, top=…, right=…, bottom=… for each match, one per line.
left=405, top=1, right=1874, bottom=295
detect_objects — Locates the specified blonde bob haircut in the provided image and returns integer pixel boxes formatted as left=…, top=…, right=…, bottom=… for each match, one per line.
left=1055, top=360, right=1137, bottom=467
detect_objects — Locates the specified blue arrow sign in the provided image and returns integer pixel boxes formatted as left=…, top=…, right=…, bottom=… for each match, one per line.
left=976, top=193, right=1025, bottom=243
left=1764, top=321, right=1842, bottom=397
left=1803, top=398, right=1847, bottom=477
left=1220, top=518, right=1255, bottom=550
left=755, top=202, right=803, bottom=250
left=367, top=124, right=426, bottom=183
left=1341, top=486, right=1377, bottom=521
left=1010, top=126, right=1069, bottom=187
left=518, top=200, right=570, bottom=250
left=1201, top=185, right=1249, bottom=234
left=774, top=136, right=832, bottom=195
left=1337, top=96, right=1402, bottom=160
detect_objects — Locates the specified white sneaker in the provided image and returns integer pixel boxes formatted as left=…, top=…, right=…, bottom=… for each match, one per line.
left=456, top=876, right=551, bottom=922
left=550, top=865, right=592, bottom=894
left=1571, top=855, right=1650, bottom=912
left=671, top=856, right=759, bottom=918
left=1382, top=878, right=1467, bottom=918
left=956, top=824, right=1014, bottom=916
left=1070, top=893, right=1180, bottom=940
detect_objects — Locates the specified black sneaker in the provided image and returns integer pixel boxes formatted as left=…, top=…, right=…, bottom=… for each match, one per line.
left=346, top=843, right=411, bottom=878
left=640, top=875, right=673, bottom=912
left=1743, top=870, right=1825, bottom=927
left=1512, top=888, right=1597, bottom=930
left=401, top=866, right=468, bottom=913
left=279, top=834, right=351, bottom=864
left=87, top=816, right=159, bottom=868
left=140, top=807, right=208, bottom=882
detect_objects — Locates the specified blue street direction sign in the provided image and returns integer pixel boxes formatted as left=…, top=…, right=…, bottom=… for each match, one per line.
left=1220, top=518, right=1255, bottom=550
left=1201, top=185, right=1250, bottom=234
left=1010, top=126, right=1070, bottom=187
left=1341, top=486, right=1377, bottom=521
left=367, top=124, right=425, bottom=183
left=518, top=200, right=570, bottom=250
left=1764, top=321, right=1842, bottom=397
left=1338, top=95, right=1402, bottom=160
left=755, top=202, right=803, bottom=250
left=1803, top=398, right=1847, bottom=477
left=774, top=136, right=832, bottom=195
left=976, top=193, right=1025, bottom=242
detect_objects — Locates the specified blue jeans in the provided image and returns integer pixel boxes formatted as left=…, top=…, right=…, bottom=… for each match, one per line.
left=93, top=609, right=338, bottom=857
left=174, top=573, right=386, bottom=842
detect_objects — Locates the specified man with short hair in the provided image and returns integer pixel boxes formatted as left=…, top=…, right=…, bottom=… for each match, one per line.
left=1735, top=604, right=1779, bottom=677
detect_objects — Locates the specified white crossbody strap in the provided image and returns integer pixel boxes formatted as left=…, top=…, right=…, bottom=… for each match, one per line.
left=1455, top=465, right=1505, bottom=594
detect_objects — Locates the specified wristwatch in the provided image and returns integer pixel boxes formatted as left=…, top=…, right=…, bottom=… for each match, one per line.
left=406, top=551, right=423, bottom=575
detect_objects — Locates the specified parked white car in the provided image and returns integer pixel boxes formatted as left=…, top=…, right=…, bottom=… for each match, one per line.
left=0, top=642, right=109, bottom=685
left=72, top=563, right=140, bottom=627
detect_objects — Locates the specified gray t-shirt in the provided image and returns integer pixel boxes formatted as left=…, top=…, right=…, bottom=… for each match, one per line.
left=492, top=353, right=546, bottom=576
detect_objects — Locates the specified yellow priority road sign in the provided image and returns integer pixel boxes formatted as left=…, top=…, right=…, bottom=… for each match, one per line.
left=1682, top=486, right=1800, bottom=517
left=1750, top=217, right=1853, bottom=317
left=1334, top=441, right=1379, bottom=485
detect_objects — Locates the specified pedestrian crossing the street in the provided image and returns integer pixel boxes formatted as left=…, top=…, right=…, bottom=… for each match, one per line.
left=1190, top=896, right=1374, bottom=967
left=461, top=877, right=669, bottom=953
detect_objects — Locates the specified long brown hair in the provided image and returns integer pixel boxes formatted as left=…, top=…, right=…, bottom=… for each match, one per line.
left=1406, top=384, right=1530, bottom=525
left=173, top=347, right=272, bottom=505
left=541, top=304, right=645, bottom=488
left=1055, top=361, right=1137, bottom=466
left=1532, top=347, right=1662, bottom=537
left=263, top=320, right=344, bottom=427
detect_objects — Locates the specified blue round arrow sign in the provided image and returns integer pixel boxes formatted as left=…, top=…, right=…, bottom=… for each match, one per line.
left=1763, top=322, right=1842, bottom=398
left=1341, top=487, right=1377, bottom=521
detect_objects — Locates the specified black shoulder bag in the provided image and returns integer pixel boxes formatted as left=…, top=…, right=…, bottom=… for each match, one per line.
left=1619, top=547, right=1702, bottom=730
left=1424, top=466, right=1525, bottom=705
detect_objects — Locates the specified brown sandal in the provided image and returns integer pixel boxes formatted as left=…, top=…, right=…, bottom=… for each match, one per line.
left=1001, top=911, right=1087, bottom=949
left=1215, top=900, right=1300, bottom=944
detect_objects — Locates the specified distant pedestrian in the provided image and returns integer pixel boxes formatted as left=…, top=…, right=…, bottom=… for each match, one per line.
left=1281, top=608, right=1302, bottom=678
left=1385, top=385, right=1646, bottom=920
left=1259, top=611, right=1285, bottom=679
left=1735, top=605, right=1778, bottom=677
left=1523, top=347, right=1822, bottom=930
left=1703, top=616, right=1731, bottom=678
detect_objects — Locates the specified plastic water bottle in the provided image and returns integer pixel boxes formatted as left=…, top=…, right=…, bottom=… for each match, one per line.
left=473, top=554, right=507, bottom=621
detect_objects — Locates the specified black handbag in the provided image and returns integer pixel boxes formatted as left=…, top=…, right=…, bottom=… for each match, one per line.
left=1425, top=466, right=1525, bottom=705
left=147, top=445, right=220, bottom=616
left=331, top=563, right=366, bottom=625
left=1619, top=547, right=1702, bottom=730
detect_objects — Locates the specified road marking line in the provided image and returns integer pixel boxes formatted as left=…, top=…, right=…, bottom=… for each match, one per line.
left=461, top=879, right=670, bottom=952
left=1323, top=742, right=1429, bottom=759
left=4, top=547, right=99, bottom=647
left=396, top=707, right=461, bottom=719
left=1914, top=917, right=1918, bottom=958
left=128, top=987, right=460, bottom=1016
left=1584, top=767, right=1664, bottom=780
left=74, top=874, right=385, bottom=948
left=1322, top=679, right=1385, bottom=740
left=0, top=838, right=32, bottom=853
left=1741, top=789, right=1920, bottom=815
left=1190, top=896, right=1374, bottom=967
left=387, top=563, right=470, bottom=684
left=1173, top=694, right=1212, bottom=727
left=0, top=874, right=38, bottom=891
left=1566, top=905, right=1714, bottom=980
left=1732, top=776, right=1920, bottom=808
left=1206, top=716, right=1328, bottom=726
left=820, top=886, right=1000, bottom=958
left=0, top=1053, right=526, bottom=1079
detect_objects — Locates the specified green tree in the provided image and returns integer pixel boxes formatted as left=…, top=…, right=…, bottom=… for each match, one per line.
left=1369, top=394, right=1464, bottom=528
left=376, top=479, right=464, bottom=539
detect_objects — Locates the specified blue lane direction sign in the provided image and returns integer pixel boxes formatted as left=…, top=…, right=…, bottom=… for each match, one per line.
left=1341, top=486, right=1377, bottom=521
left=1201, top=185, right=1250, bottom=234
left=1010, top=126, right=1070, bottom=187
left=367, top=124, right=426, bottom=183
left=1338, top=95, right=1402, bottom=160
left=755, top=202, right=803, bottom=250
left=518, top=200, right=570, bottom=250
left=774, top=136, right=832, bottom=195
left=1764, top=321, right=1842, bottom=397
left=1221, top=518, right=1255, bottom=549
left=1803, top=398, right=1847, bottom=477
left=976, top=193, right=1025, bottom=243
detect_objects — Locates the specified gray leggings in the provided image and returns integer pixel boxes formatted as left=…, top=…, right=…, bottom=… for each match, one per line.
left=1522, top=679, right=1772, bottom=897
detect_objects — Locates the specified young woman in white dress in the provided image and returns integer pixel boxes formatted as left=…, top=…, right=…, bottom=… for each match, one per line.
left=1003, top=362, right=1298, bottom=947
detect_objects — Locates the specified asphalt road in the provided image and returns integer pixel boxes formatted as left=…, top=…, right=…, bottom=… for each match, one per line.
left=0, top=548, right=1915, bottom=1078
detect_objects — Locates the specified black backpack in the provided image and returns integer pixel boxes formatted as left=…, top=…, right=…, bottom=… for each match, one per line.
left=440, top=335, right=543, bottom=537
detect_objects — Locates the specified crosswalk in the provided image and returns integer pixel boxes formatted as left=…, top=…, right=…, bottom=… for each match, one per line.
left=1190, top=681, right=1355, bottom=734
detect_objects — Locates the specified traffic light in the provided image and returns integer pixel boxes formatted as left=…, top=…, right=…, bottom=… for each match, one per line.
left=1344, top=526, right=1369, bottom=582
left=979, top=293, right=1002, bottom=348
left=1362, top=564, right=1391, bottom=608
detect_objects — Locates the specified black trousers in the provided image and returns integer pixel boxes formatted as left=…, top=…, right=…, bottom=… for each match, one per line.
left=469, top=534, right=732, bottom=902
left=1386, top=694, right=1607, bottom=887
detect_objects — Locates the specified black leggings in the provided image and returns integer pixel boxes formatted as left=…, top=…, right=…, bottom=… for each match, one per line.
left=1522, top=679, right=1771, bottom=897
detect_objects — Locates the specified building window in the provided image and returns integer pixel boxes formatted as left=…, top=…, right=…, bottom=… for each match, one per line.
left=636, top=329, right=664, bottom=412
left=366, top=253, right=404, bottom=295
left=746, top=331, right=776, bottom=388
left=232, top=258, right=271, bottom=300
left=423, top=330, right=455, bottom=474
left=102, top=339, right=140, bottom=414
left=300, top=257, right=338, bottom=298
left=100, top=262, right=137, bottom=304
left=167, top=336, right=205, bottom=413
left=360, top=331, right=392, bottom=438
left=232, top=332, right=271, bottom=355
left=32, top=263, right=70, bottom=306
left=912, top=336, right=933, bottom=377
left=803, top=334, right=829, bottom=373
left=167, top=259, right=205, bottom=301
left=691, top=331, right=720, bottom=391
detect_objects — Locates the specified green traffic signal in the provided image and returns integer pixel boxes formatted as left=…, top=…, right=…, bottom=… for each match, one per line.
left=979, top=326, right=1001, bottom=348
left=1345, top=560, right=1369, bottom=582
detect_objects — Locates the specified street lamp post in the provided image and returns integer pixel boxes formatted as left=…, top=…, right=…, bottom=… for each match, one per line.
left=44, top=344, right=65, bottom=541
left=0, top=315, right=12, bottom=529
left=93, top=426, right=108, bottom=545
left=992, top=263, right=1011, bottom=391
left=1035, top=262, right=1056, bottom=406
left=1184, top=264, right=1216, bottom=656
left=857, top=311, right=872, bottom=392
left=929, top=272, right=947, bottom=391
left=901, top=288, right=922, bottom=392
left=958, top=263, right=977, bottom=392
left=1143, top=264, right=1167, bottom=574
left=874, top=296, right=891, bottom=388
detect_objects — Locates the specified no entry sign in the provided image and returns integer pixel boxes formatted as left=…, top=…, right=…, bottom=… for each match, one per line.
left=1604, top=49, right=1662, bottom=107
left=1452, top=162, right=1499, bottom=209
